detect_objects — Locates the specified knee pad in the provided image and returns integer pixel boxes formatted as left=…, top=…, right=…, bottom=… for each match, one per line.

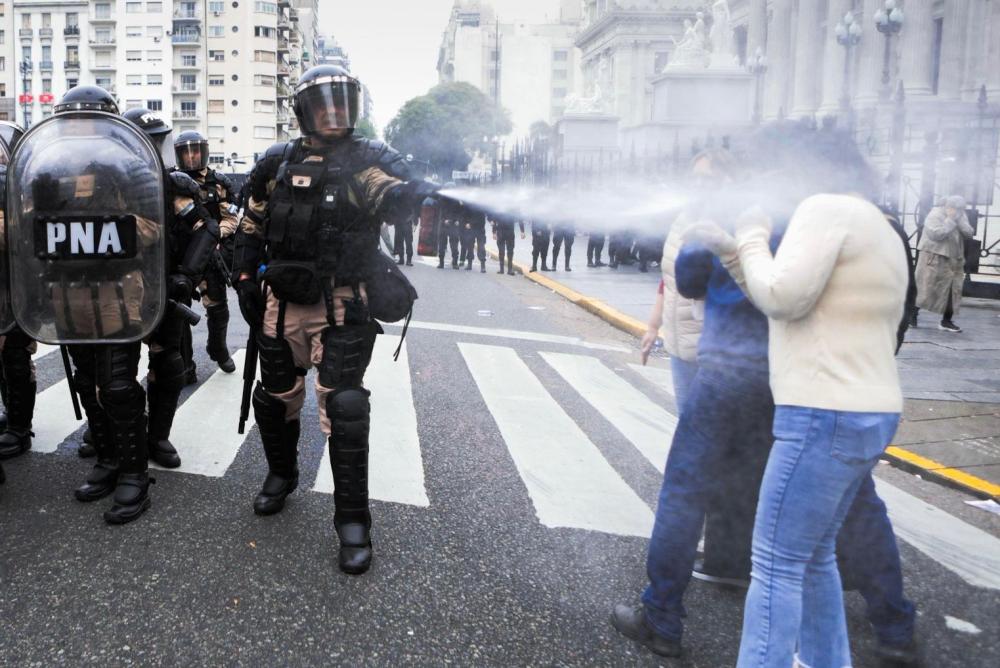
left=326, top=387, right=370, bottom=443
left=252, top=382, right=287, bottom=424
left=100, top=379, right=145, bottom=422
left=318, top=324, right=377, bottom=390
left=149, top=349, right=187, bottom=393
left=256, top=331, right=299, bottom=394
left=204, top=272, right=229, bottom=304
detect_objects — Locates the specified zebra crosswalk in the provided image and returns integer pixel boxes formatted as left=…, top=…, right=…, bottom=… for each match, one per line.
left=19, top=336, right=1000, bottom=591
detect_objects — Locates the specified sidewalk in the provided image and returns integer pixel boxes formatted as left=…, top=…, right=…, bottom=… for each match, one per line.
left=495, top=235, right=1000, bottom=500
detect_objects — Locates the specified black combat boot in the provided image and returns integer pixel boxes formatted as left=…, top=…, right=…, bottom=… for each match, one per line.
left=205, top=303, right=236, bottom=373
left=437, top=257, right=444, bottom=268
left=328, top=388, right=373, bottom=575
left=396, top=256, right=404, bottom=265
left=104, top=412, right=153, bottom=525
left=0, top=378, right=35, bottom=460
left=252, top=386, right=300, bottom=515
left=146, top=381, right=181, bottom=469
left=565, top=255, right=572, bottom=272
left=551, top=250, right=560, bottom=271
left=74, top=387, right=118, bottom=501
left=406, top=255, right=413, bottom=266
left=78, top=427, right=96, bottom=458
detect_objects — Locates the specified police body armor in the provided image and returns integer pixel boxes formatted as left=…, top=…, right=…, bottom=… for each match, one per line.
left=7, top=111, right=166, bottom=343
left=261, top=138, right=394, bottom=306
left=0, top=137, right=16, bottom=334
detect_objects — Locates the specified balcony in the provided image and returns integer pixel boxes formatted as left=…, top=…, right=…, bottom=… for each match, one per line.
left=39, top=60, right=53, bottom=72
left=172, top=85, right=199, bottom=94
left=39, top=28, right=54, bottom=39
left=64, top=60, right=81, bottom=70
left=173, top=60, right=200, bottom=70
left=19, top=28, right=33, bottom=38
left=276, top=83, right=291, bottom=98
left=64, top=26, right=80, bottom=37
left=277, top=37, right=289, bottom=53
left=173, top=109, right=200, bottom=120
left=89, top=37, right=116, bottom=46
left=173, top=8, right=201, bottom=21
left=90, top=63, right=117, bottom=71
left=172, top=33, right=201, bottom=44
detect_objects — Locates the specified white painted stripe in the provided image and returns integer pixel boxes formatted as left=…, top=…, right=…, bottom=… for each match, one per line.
left=32, top=348, right=149, bottom=454
left=383, top=319, right=630, bottom=353
left=628, top=363, right=675, bottom=398
left=162, top=349, right=253, bottom=477
left=313, top=336, right=429, bottom=507
left=875, top=478, right=1000, bottom=591
left=32, top=344, right=59, bottom=360
left=460, top=342, right=654, bottom=537
left=543, top=352, right=676, bottom=472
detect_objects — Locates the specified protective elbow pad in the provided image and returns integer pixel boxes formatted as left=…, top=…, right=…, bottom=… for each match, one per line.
left=232, top=230, right=264, bottom=279
left=178, top=222, right=220, bottom=277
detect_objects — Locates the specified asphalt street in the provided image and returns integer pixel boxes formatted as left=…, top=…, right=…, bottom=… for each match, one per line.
left=1, top=250, right=998, bottom=667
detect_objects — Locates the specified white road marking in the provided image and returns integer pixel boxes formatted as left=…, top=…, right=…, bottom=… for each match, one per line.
left=875, top=479, right=1000, bottom=591
left=32, top=348, right=149, bottom=454
left=32, top=344, right=59, bottom=360
left=628, top=363, right=675, bottom=398
left=944, top=616, right=982, bottom=634
left=162, top=349, right=253, bottom=477
left=314, top=336, right=429, bottom=507
left=383, top=319, right=630, bottom=353
left=543, top=352, right=676, bottom=472
left=460, top=342, right=654, bottom=537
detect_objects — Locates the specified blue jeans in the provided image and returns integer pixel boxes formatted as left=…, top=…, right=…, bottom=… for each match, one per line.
left=737, top=406, right=900, bottom=668
left=642, top=363, right=774, bottom=642
left=837, top=474, right=916, bottom=647
left=669, top=356, right=698, bottom=415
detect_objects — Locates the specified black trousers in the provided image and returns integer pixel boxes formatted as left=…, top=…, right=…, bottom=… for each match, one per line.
left=587, top=234, right=605, bottom=264
left=497, top=228, right=516, bottom=268
left=462, top=226, right=487, bottom=263
left=438, top=224, right=460, bottom=262
left=394, top=223, right=414, bottom=261
left=531, top=229, right=550, bottom=266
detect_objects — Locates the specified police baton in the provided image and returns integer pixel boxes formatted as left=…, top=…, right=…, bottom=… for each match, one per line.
left=60, top=346, right=82, bottom=421
left=238, top=280, right=263, bottom=434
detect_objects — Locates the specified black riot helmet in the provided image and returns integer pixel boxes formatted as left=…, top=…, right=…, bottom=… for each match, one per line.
left=123, top=107, right=172, bottom=137
left=173, top=130, right=209, bottom=172
left=292, top=65, right=360, bottom=139
left=54, top=85, right=119, bottom=114
left=0, top=121, right=25, bottom=151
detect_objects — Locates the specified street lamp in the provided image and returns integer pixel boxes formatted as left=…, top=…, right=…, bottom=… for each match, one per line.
left=874, top=0, right=904, bottom=102
left=835, top=10, right=863, bottom=130
left=19, top=61, right=31, bottom=128
left=747, top=46, right=768, bottom=124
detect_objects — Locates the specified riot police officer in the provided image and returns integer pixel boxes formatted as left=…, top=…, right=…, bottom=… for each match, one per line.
left=0, top=122, right=39, bottom=464
left=437, top=185, right=462, bottom=269
left=460, top=199, right=488, bottom=273
left=122, top=108, right=220, bottom=471
left=174, top=131, right=238, bottom=374
left=550, top=221, right=575, bottom=272
left=530, top=219, right=551, bottom=272
left=232, top=65, right=437, bottom=574
left=491, top=212, right=524, bottom=275
left=8, top=86, right=170, bottom=523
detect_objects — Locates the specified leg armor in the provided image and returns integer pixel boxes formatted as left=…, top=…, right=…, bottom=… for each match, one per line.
left=0, top=329, right=36, bottom=459
left=147, top=347, right=186, bottom=469
left=0, top=359, right=7, bottom=432
left=251, top=383, right=300, bottom=515
left=205, top=302, right=236, bottom=373
left=70, top=347, right=119, bottom=502
left=180, top=319, right=196, bottom=385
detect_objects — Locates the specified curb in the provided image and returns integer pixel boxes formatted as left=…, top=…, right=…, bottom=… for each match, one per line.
left=489, top=249, right=1000, bottom=501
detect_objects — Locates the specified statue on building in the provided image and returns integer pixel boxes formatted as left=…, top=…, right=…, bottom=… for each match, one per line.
left=665, top=13, right=710, bottom=71
left=708, top=0, right=739, bottom=69
left=564, top=84, right=608, bottom=115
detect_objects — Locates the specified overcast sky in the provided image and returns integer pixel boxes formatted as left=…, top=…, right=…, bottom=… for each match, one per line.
left=325, top=0, right=561, bottom=133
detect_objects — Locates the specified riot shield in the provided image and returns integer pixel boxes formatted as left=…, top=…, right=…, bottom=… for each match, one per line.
left=7, top=112, right=166, bottom=344
left=0, top=137, right=14, bottom=334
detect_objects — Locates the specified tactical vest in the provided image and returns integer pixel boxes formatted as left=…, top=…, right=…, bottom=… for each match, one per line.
left=197, top=169, right=226, bottom=223
left=262, top=139, right=380, bottom=303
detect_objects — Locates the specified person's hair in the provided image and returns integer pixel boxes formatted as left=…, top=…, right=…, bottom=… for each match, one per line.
left=689, top=147, right=742, bottom=183
left=944, top=195, right=966, bottom=209
left=745, top=120, right=879, bottom=203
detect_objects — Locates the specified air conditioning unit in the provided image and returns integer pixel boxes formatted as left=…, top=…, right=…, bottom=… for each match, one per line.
left=153, top=36, right=160, bottom=42
left=213, top=11, right=222, bottom=16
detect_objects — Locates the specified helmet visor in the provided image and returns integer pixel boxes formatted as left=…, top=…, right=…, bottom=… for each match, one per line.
left=175, top=140, right=209, bottom=171
left=296, top=79, right=359, bottom=135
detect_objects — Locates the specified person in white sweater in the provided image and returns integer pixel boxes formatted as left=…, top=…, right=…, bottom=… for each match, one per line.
left=689, top=125, right=909, bottom=667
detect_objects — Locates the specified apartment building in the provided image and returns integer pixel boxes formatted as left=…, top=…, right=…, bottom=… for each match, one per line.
left=5, top=0, right=316, bottom=168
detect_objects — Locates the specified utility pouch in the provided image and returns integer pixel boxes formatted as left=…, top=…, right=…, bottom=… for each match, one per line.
left=366, top=249, right=418, bottom=323
left=262, top=260, right=321, bottom=304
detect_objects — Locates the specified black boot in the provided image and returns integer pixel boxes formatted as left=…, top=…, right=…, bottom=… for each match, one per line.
left=437, top=257, right=444, bottom=268
left=507, top=258, right=515, bottom=275
left=146, top=380, right=181, bottom=469
left=0, top=377, right=35, bottom=460
left=205, top=303, right=236, bottom=373
left=74, top=381, right=118, bottom=502
left=78, top=427, right=96, bottom=458
left=406, top=256, right=413, bottom=266
left=565, top=254, right=572, bottom=272
left=252, top=385, right=300, bottom=515
left=328, top=388, right=373, bottom=575
left=480, top=260, right=486, bottom=273
left=551, top=251, right=559, bottom=271
left=396, top=257, right=404, bottom=265
left=104, top=412, right=153, bottom=525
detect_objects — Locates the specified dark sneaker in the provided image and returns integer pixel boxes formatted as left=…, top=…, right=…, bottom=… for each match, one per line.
left=938, top=320, right=961, bottom=333
left=874, top=638, right=919, bottom=666
left=692, top=559, right=750, bottom=589
left=610, top=604, right=682, bottom=658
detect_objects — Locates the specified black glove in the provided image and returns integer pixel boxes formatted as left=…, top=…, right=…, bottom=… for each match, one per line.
left=400, top=179, right=441, bottom=207
left=235, top=279, right=264, bottom=329
left=167, top=273, right=193, bottom=302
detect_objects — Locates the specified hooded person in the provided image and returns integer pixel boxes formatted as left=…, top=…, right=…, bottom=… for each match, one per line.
left=914, top=195, right=975, bottom=332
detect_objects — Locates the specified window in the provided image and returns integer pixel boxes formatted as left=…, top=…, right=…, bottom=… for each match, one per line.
left=182, top=54, right=197, bottom=66
left=254, top=99, right=275, bottom=113
left=96, top=77, right=112, bottom=88
left=254, top=26, right=275, bottom=38
left=126, top=2, right=141, bottom=12
left=208, top=25, right=224, bottom=37
left=255, top=2, right=276, bottom=13
left=95, top=4, right=111, bottom=20
left=41, top=45, right=51, bottom=61
left=22, top=46, right=31, bottom=62
left=126, top=25, right=143, bottom=37
left=254, top=74, right=275, bottom=86
left=126, top=50, right=142, bottom=61
left=67, top=46, right=78, bottom=62
left=147, top=74, right=162, bottom=85
left=66, top=79, right=77, bottom=89
left=20, top=13, right=29, bottom=28
left=95, top=28, right=112, bottom=43
left=254, top=50, right=275, bottom=63
left=66, top=12, right=78, bottom=27
left=147, top=2, right=162, bottom=12
left=125, top=99, right=142, bottom=110
left=147, top=99, right=162, bottom=111
left=209, top=50, right=224, bottom=61
left=178, top=1, right=196, bottom=17
left=209, top=155, right=225, bottom=166
left=209, top=1, right=225, bottom=12
left=553, top=87, right=567, bottom=98
left=147, top=25, right=162, bottom=38
left=209, top=75, right=224, bottom=86
left=553, top=50, right=568, bottom=62
left=42, top=79, right=52, bottom=93
left=208, top=99, right=224, bottom=113
left=94, top=51, right=111, bottom=67
left=254, top=126, right=276, bottom=139
left=553, top=69, right=568, bottom=81
left=180, top=74, right=197, bottom=90
left=147, top=49, right=162, bottom=61
left=0, top=84, right=5, bottom=97
left=127, top=74, right=142, bottom=85
left=180, top=100, right=197, bottom=117
left=208, top=125, right=225, bottom=138
left=0, top=57, right=4, bottom=72
left=42, top=13, right=51, bottom=28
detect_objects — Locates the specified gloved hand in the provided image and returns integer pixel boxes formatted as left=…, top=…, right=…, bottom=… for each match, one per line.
left=235, top=279, right=265, bottom=329
left=683, top=221, right=737, bottom=257
left=167, top=273, right=193, bottom=302
left=401, top=179, right=441, bottom=206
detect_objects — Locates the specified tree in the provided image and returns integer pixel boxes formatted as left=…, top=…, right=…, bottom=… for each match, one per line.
left=385, top=82, right=512, bottom=177
left=355, top=117, right=378, bottom=139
